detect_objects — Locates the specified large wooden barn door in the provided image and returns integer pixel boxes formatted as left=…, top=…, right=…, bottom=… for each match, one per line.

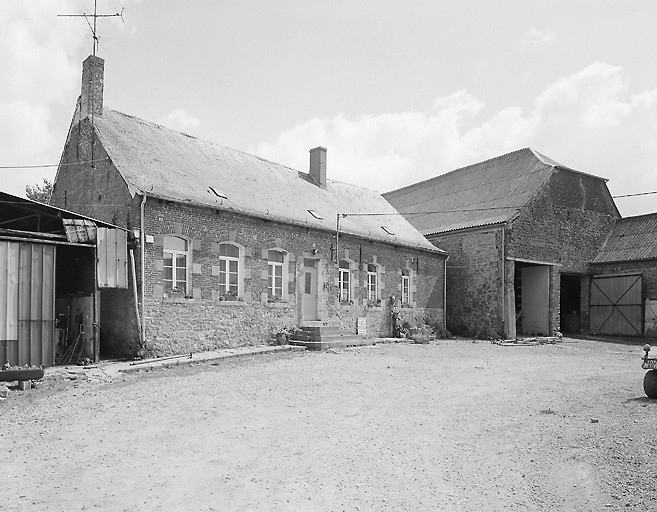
left=590, top=274, right=643, bottom=336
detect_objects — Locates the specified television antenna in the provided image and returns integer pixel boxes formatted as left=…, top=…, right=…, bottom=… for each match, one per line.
left=58, top=0, right=124, bottom=56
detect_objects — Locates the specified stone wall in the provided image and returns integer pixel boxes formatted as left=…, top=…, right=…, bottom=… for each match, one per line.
left=140, top=200, right=445, bottom=357
left=507, top=170, right=618, bottom=335
left=428, top=227, right=504, bottom=337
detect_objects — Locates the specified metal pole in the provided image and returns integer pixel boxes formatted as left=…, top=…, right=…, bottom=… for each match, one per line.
left=335, top=213, right=341, bottom=263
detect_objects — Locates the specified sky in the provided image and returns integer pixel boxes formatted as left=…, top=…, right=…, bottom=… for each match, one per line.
left=2, top=0, right=656, bottom=216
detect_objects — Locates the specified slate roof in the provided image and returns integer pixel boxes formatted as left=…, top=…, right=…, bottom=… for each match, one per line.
left=93, top=109, right=443, bottom=253
left=383, top=148, right=608, bottom=236
left=593, top=213, right=657, bottom=263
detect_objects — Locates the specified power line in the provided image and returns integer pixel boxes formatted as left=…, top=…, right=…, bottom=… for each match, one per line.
left=0, top=157, right=109, bottom=170
left=612, top=191, right=657, bottom=198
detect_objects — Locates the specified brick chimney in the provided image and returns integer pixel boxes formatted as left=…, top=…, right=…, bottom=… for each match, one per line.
left=81, top=55, right=104, bottom=119
left=309, top=146, right=327, bottom=188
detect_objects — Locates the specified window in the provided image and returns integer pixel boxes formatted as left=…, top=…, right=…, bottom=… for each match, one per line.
left=367, top=263, right=378, bottom=301
left=401, top=268, right=411, bottom=304
left=339, top=259, right=351, bottom=302
left=218, top=243, right=240, bottom=298
left=268, top=249, right=285, bottom=299
left=163, top=236, right=190, bottom=294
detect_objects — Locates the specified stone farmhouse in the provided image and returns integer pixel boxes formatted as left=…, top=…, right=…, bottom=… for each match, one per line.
left=385, top=148, right=623, bottom=339
left=50, top=56, right=447, bottom=359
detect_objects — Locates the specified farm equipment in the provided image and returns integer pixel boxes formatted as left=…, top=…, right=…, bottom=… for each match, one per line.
left=641, top=345, right=657, bottom=398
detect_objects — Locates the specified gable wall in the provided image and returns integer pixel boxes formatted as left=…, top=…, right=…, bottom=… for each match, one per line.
left=508, top=170, right=618, bottom=334
left=140, top=200, right=446, bottom=357
left=51, top=118, right=141, bottom=357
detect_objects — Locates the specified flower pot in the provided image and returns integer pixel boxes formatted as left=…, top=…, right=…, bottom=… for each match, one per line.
left=275, top=333, right=288, bottom=345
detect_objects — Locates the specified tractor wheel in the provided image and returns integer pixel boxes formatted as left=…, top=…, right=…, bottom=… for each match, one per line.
left=643, top=370, right=657, bottom=399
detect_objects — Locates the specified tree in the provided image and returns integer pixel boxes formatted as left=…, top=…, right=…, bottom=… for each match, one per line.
left=25, top=178, right=53, bottom=204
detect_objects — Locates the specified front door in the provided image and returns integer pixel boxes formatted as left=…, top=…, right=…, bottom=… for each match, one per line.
left=301, top=259, right=319, bottom=321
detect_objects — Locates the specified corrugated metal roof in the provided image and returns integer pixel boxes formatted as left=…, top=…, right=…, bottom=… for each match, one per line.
left=383, top=148, right=608, bottom=235
left=93, top=110, right=442, bottom=253
left=62, top=218, right=97, bottom=243
left=593, top=213, right=657, bottom=263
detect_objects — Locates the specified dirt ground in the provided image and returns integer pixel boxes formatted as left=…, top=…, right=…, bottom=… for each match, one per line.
left=2, top=338, right=657, bottom=512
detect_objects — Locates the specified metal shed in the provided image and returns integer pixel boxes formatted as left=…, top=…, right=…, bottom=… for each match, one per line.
left=0, top=192, right=128, bottom=367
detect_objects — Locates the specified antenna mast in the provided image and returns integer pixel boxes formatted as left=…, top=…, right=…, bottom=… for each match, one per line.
left=58, top=0, right=124, bottom=56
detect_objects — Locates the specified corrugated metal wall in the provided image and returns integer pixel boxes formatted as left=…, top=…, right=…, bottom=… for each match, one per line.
left=97, top=228, right=128, bottom=288
left=0, top=241, right=55, bottom=367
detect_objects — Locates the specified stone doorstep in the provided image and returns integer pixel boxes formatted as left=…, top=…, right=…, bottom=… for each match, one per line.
left=289, top=336, right=375, bottom=351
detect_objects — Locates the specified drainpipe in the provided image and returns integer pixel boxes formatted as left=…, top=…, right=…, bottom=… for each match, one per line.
left=140, top=194, right=147, bottom=345
left=501, top=224, right=507, bottom=339
left=443, top=255, right=448, bottom=332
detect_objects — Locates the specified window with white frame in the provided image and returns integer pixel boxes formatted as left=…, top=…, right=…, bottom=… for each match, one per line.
left=401, top=268, right=411, bottom=304
left=163, top=236, right=190, bottom=294
left=367, top=263, right=379, bottom=301
left=339, top=259, right=351, bottom=302
left=218, top=243, right=240, bottom=298
left=267, top=249, right=285, bottom=300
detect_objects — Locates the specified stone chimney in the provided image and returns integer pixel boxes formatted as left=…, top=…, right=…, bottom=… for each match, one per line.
left=81, top=55, right=104, bottom=119
left=309, top=146, right=327, bottom=188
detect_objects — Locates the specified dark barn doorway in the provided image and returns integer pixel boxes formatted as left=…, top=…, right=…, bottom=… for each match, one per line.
left=560, top=274, right=582, bottom=334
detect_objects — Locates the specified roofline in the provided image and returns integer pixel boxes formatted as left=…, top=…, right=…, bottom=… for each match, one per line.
left=140, top=192, right=447, bottom=256
left=592, top=257, right=657, bottom=264
left=424, top=221, right=507, bottom=238
left=0, top=191, right=127, bottom=231
left=530, top=149, right=609, bottom=182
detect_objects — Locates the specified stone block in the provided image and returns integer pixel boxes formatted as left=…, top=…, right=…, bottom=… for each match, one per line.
left=18, top=380, right=31, bottom=391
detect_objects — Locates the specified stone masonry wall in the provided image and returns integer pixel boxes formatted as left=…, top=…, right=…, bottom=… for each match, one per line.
left=507, top=170, right=618, bottom=335
left=140, top=200, right=445, bottom=357
left=428, top=228, right=504, bottom=337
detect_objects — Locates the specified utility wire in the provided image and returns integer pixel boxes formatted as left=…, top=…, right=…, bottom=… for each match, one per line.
left=612, top=191, right=657, bottom=198
left=0, top=157, right=109, bottom=169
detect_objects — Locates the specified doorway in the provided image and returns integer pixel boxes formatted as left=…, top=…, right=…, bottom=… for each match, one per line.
left=560, top=274, right=582, bottom=334
left=515, top=263, right=550, bottom=336
left=301, top=258, right=319, bottom=322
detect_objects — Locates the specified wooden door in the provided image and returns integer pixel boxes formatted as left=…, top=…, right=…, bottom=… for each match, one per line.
left=301, top=259, right=319, bottom=321
left=590, top=274, right=643, bottom=336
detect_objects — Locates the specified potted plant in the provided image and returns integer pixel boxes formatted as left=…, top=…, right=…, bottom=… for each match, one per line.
left=274, top=326, right=297, bottom=345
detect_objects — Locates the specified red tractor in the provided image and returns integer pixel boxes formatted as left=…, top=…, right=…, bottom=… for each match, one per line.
left=642, top=345, right=657, bottom=398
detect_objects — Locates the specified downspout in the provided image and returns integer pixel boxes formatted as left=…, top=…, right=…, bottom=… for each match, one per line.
left=140, top=194, right=147, bottom=345
left=443, top=255, right=448, bottom=332
left=501, top=224, right=507, bottom=339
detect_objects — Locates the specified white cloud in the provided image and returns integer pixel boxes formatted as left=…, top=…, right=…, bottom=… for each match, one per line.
left=0, top=0, right=133, bottom=197
left=159, top=109, right=201, bottom=133
left=521, top=28, right=556, bottom=48
left=255, top=62, right=657, bottom=216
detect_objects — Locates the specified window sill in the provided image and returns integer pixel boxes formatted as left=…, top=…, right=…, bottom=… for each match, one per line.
left=216, top=300, right=246, bottom=307
left=163, top=297, right=196, bottom=304
left=266, top=302, right=292, bottom=308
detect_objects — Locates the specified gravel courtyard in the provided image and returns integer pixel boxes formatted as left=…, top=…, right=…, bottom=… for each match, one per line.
left=2, top=338, right=656, bottom=511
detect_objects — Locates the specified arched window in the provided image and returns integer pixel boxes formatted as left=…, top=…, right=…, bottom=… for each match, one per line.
left=218, top=243, right=240, bottom=298
left=267, top=249, right=286, bottom=300
left=339, top=259, right=351, bottom=302
left=163, top=236, right=190, bottom=294
left=401, top=268, right=411, bottom=304
left=367, top=263, right=379, bottom=301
